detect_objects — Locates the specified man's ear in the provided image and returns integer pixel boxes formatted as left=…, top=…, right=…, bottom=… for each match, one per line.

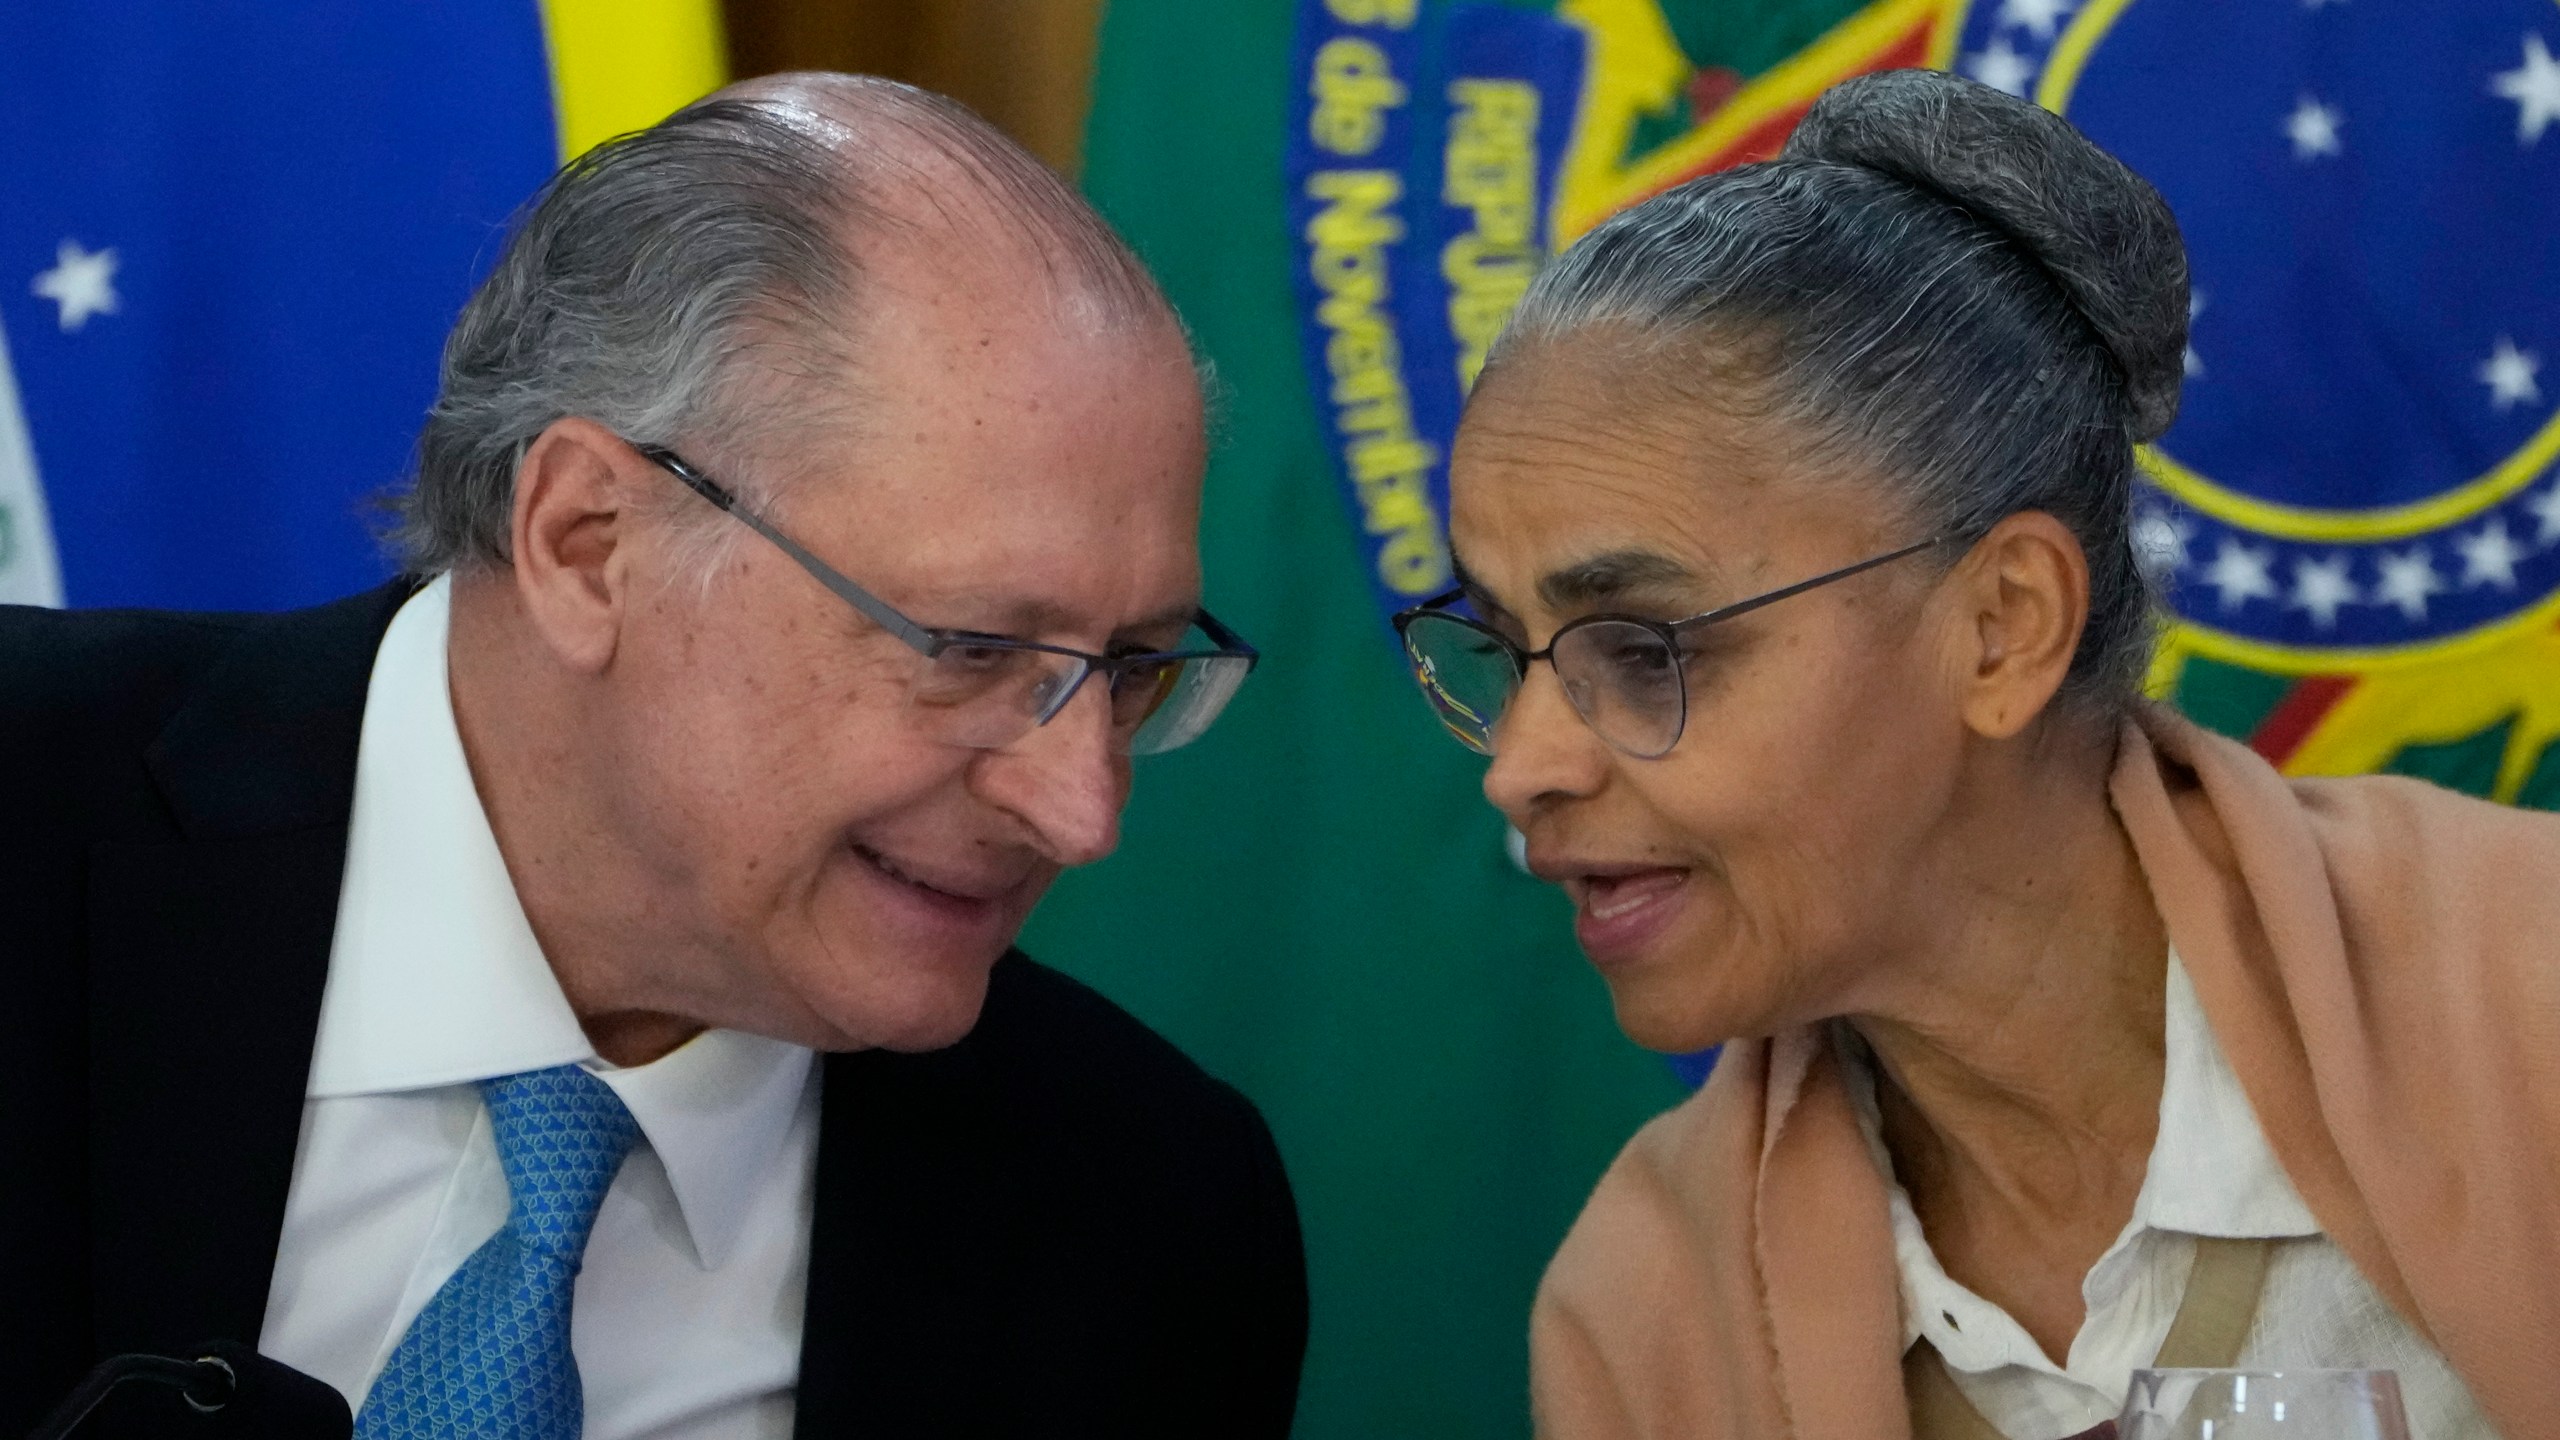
left=508, top=416, right=646, bottom=673
left=1946, top=510, right=2090, bottom=740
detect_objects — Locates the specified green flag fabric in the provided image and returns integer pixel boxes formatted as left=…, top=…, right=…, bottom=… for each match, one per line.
left=1039, top=0, right=2560, bottom=1432
left=1025, top=2, right=1861, bottom=1435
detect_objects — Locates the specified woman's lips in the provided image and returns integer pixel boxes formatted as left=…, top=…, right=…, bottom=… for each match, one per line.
left=1568, top=867, right=1691, bottom=966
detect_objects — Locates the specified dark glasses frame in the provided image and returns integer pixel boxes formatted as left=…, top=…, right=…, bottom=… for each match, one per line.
left=1392, top=536, right=1950, bottom=758
left=636, top=443, right=1258, bottom=735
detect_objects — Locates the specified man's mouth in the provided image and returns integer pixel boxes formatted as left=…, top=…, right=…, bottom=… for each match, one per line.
left=849, top=841, right=1011, bottom=906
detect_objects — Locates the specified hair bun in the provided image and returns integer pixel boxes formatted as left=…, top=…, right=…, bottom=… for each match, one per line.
left=1783, top=68, right=2189, bottom=442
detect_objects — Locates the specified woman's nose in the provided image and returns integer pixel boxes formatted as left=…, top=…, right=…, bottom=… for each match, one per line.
left=1480, top=663, right=1610, bottom=823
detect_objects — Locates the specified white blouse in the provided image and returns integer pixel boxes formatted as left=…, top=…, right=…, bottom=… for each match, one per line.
left=1842, top=953, right=2498, bottom=1440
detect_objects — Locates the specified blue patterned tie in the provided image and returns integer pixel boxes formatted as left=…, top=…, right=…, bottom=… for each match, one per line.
left=355, top=1064, right=641, bottom=1440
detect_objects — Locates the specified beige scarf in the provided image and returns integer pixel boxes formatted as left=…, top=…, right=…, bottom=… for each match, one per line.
left=1529, top=708, right=2560, bottom=1440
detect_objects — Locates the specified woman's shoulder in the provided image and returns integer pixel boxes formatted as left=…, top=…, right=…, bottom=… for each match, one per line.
left=2135, top=705, right=2560, bottom=955
left=1540, top=1049, right=1749, bottom=1307
left=1533, top=1032, right=1910, bottom=1439
left=2289, top=762, right=2560, bottom=861
left=1531, top=1060, right=1763, bottom=1440
left=2282, top=761, right=2560, bottom=985
left=1539, top=1031, right=1853, bottom=1310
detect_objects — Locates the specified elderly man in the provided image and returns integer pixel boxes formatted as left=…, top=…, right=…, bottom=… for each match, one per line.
left=0, top=74, right=1304, bottom=1439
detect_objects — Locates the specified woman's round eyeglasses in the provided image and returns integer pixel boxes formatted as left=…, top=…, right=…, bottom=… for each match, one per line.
left=1391, top=538, right=1947, bottom=760
left=638, top=444, right=1258, bottom=756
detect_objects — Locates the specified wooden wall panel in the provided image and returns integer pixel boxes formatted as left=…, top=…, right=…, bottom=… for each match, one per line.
left=720, top=0, right=1107, bottom=176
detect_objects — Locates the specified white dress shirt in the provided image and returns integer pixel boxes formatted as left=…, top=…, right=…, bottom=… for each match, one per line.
left=256, top=576, right=819, bottom=1439
left=1845, top=953, right=2497, bottom=1440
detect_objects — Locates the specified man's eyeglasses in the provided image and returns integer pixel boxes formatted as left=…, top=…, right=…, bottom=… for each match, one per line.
left=638, top=445, right=1258, bottom=756
left=1391, top=537, right=1947, bottom=760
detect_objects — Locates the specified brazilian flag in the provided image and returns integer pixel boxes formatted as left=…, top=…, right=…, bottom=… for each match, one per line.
left=0, top=1, right=724, bottom=609
left=12, top=1, right=2556, bottom=1434
left=1034, top=0, right=2560, bottom=1434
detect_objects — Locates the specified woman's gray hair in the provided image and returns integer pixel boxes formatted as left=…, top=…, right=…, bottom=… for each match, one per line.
left=394, top=74, right=1169, bottom=576
left=1493, top=68, right=2188, bottom=714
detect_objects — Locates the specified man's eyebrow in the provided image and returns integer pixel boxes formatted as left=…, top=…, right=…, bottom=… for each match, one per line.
left=1044, top=594, right=1203, bottom=638
left=1536, top=550, right=1697, bottom=612
left=1118, top=601, right=1207, bottom=645
left=943, top=596, right=1199, bottom=644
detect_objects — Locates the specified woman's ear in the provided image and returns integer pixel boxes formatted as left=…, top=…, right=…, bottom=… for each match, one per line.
left=1947, top=511, right=2090, bottom=739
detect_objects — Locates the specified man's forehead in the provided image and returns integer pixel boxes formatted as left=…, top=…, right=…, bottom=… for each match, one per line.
left=766, top=476, right=1202, bottom=642
left=856, top=550, right=1203, bottom=646
left=759, top=375, right=1204, bottom=642
left=967, top=592, right=1201, bottom=640
left=850, top=230, right=1169, bottom=369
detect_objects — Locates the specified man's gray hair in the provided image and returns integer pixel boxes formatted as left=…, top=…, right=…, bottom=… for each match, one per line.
left=395, top=73, right=1173, bottom=575
left=1493, top=68, right=2188, bottom=714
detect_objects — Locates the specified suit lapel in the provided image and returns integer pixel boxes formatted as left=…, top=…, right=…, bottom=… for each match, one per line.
left=85, top=828, right=357, bottom=1355
left=793, top=962, right=1027, bottom=1436
left=82, top=582, right=409, bottom=1356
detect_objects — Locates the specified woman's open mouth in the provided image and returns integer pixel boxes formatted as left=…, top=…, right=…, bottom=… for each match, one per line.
left=1566, top=867, right=1691, bottom=966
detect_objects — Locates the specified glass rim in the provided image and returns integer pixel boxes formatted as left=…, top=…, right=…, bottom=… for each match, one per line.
left=636, top=439, right=1258, bottom=755
left=1389, top=535, right=1949, bottom=760
left=2130, top=1368, right=2406, bottom=1378
left=1397, top=606, right=1687, bottom=759
left=908, top=646, right=1254, bottom=756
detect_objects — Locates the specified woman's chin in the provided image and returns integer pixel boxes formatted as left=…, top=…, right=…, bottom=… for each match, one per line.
left=1599, top=943, right=1794, bottom=1057
left=1604, top=973, right=1736, bottom=1056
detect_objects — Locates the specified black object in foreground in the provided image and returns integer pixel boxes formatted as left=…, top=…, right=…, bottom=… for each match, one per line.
left=25, top=1341, right=349, bottom=1440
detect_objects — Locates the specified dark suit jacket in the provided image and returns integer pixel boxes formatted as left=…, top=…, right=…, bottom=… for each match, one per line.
left=0, top=583, right=1307, bottom=1438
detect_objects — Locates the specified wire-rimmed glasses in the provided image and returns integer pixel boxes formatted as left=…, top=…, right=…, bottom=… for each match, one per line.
left=638, top=444, right=1257, bottom=756
left=1391, top=537, right=1947, bottom=759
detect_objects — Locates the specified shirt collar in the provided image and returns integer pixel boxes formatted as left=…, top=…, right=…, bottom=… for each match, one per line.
left=307, top=574, right=816, bottom=1269
left=592, top=1031, right=816, bottom=1269
left=1843, top=947, right=2320, bottom=1361
left=2130, top=951, right=2322, bottom=1239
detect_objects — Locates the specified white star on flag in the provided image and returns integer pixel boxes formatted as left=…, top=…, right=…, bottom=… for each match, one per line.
left=2285, top=96, right=2345, bottom=159
left=2529, top=480, right=2560, bottom=545
left=2287, top=553, right=2360, bottom=629
left=2455, top=518, right=2527, bottom=589
left=2490, top=32, right=2560, bottom=147
left=2132, top=509, right=2196, bottom=580
left=2202, top=538, right=2278, bottom=611
left=1997, top=0, right=2076, bottom=41
left=1967, top=38, right=2037, bottom=97
left=0, top=306, right=66, bottom=606
left=2478, top=336, right=2543, bottom=411
left=31, top=239, right=120, bottom=333
left=2373, top=546, right=2447, bottom=620
left=2302, top=0, right=2346, bottom=10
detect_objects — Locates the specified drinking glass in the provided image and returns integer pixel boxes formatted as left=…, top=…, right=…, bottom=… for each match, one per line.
left=2116, top=1369, right=2411, bottom=1440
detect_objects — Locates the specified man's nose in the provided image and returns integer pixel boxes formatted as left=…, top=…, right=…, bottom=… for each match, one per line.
left=977, top=683, right=1127, bottom=867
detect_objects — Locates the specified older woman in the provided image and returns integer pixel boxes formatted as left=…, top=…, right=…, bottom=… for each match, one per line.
left=1393, top=69, right=2560, bottom=1440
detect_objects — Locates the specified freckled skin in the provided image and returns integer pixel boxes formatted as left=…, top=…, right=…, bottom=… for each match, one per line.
left=453, top=237, right=1206, bottom=1064
left=1456, top=346, right=1968, bottom=1051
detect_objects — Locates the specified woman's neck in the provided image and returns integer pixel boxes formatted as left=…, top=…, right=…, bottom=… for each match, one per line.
left=1849, top=720, right=2169, bottom=1363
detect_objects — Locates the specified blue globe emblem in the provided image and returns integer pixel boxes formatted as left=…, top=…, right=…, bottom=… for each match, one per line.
left=1956, top=0, right=2560, bottom=658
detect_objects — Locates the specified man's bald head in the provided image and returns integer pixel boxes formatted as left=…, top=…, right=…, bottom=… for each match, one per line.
left=398, top=73, right=1180, bottom=574
left=720, top=72, right=1168, bottom=334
